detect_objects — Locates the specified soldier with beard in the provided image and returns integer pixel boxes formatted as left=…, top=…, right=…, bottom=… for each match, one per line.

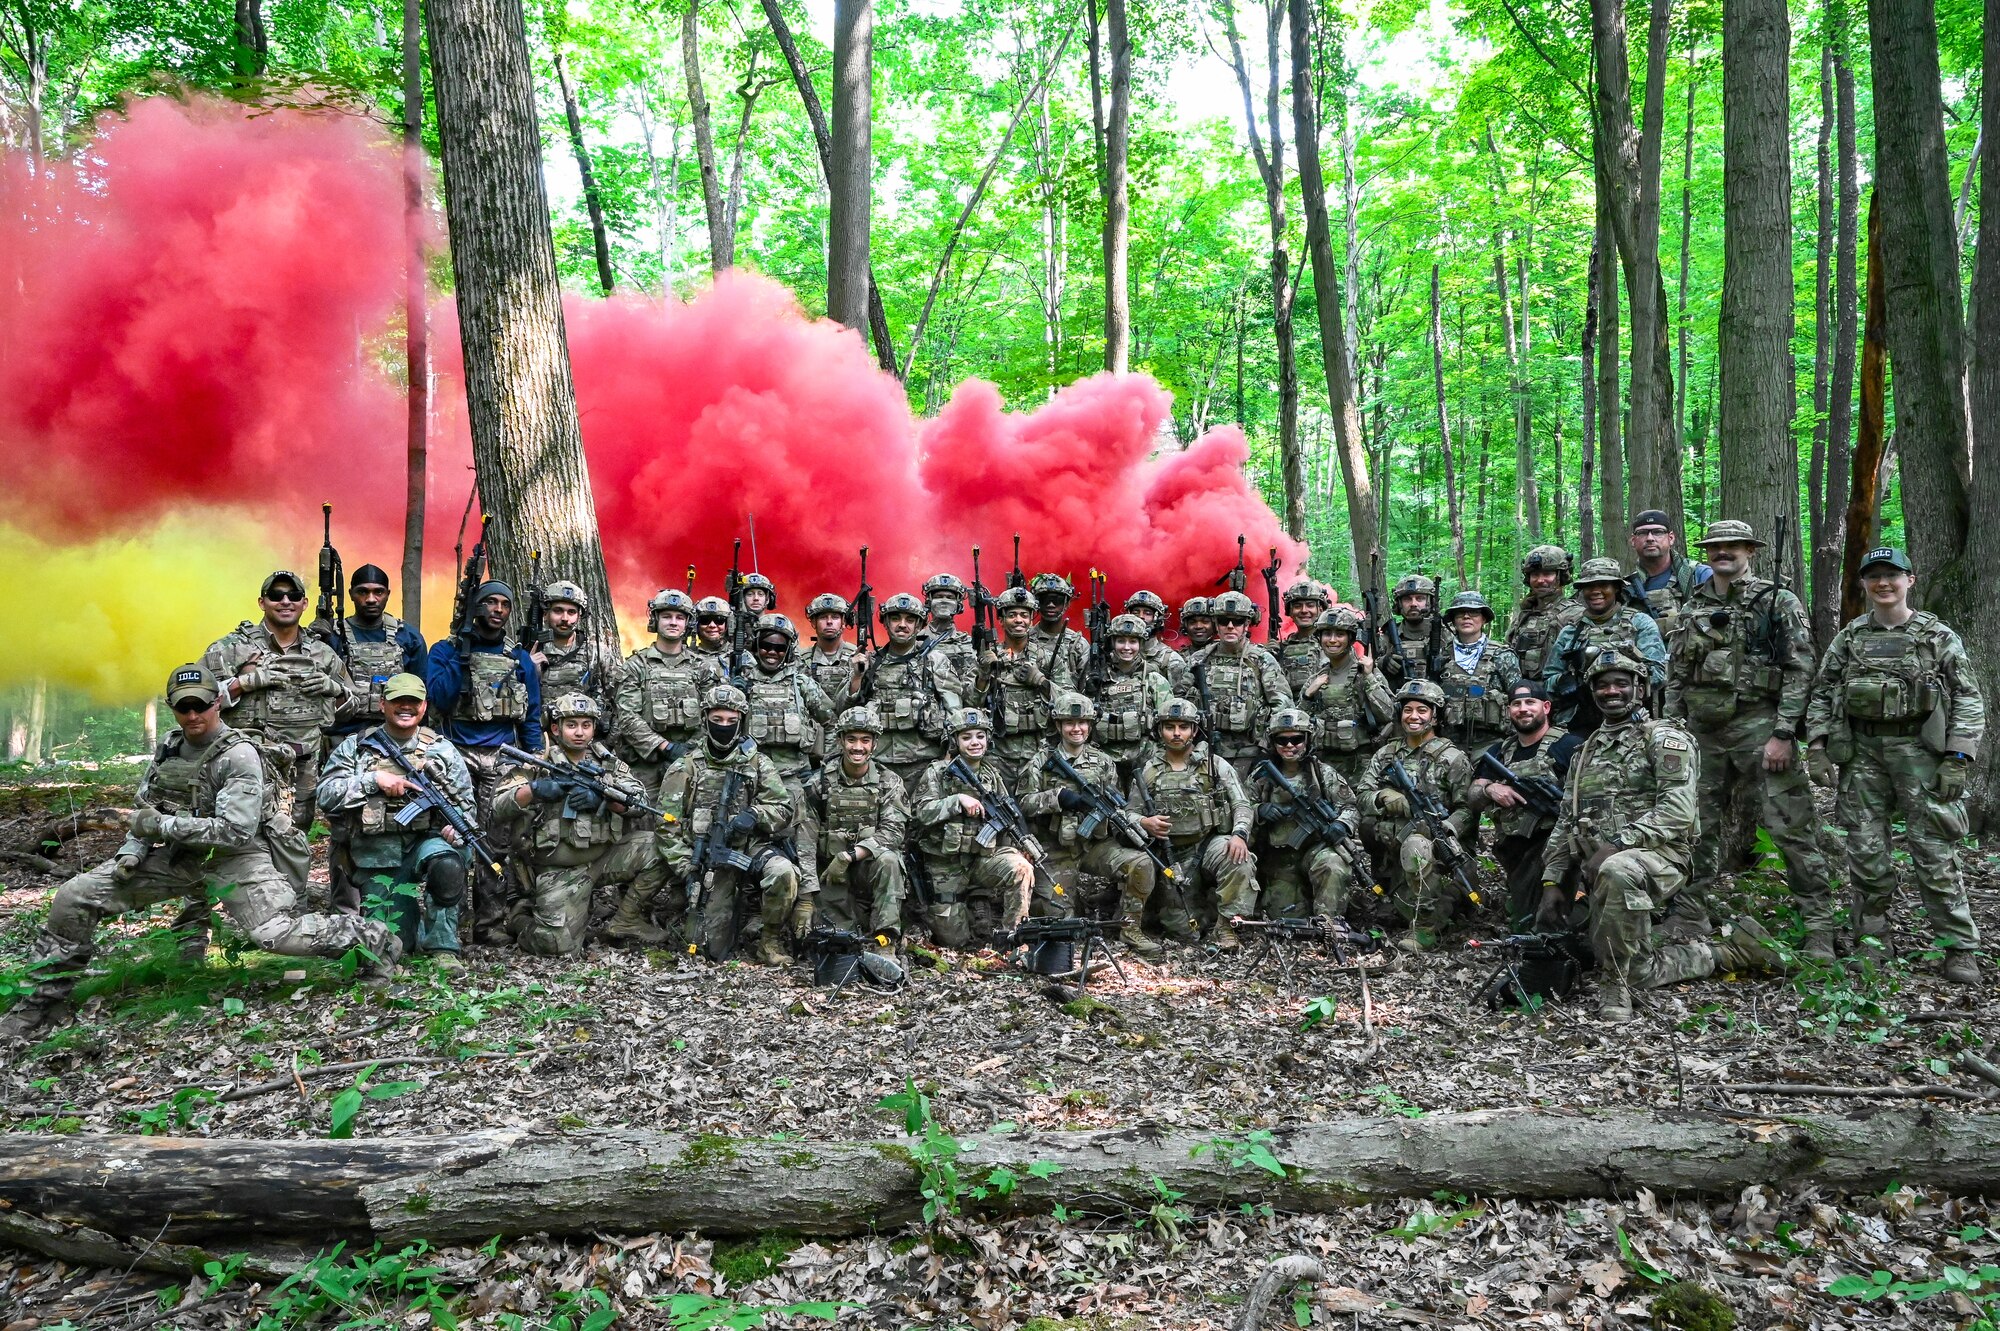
left=1468, top=681, right=1582, bottom=932
left=1377, top=574, right=1449, bottom=687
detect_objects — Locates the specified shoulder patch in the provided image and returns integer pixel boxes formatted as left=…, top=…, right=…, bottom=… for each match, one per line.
left=1655, top=729, right=1691, bottom=751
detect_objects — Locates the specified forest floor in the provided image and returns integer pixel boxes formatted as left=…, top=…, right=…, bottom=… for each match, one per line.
left=0, top=769, right=1996, bottom=1330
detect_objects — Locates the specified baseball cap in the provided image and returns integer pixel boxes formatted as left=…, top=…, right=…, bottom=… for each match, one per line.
left=1631, top=509, right=1672, bottom=532
left=1858, top=546, right=1913, bottom=574
left=261, top=569, right=306, bottom=598
left=165, top=664, right=220, bottom=707
left=1507, top=680, right=1549, bottom=701
left=381, top=672, right=428, bottom=702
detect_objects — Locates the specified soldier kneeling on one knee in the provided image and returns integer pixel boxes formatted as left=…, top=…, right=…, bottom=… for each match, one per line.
left=799, top=707, right=909, bottom=957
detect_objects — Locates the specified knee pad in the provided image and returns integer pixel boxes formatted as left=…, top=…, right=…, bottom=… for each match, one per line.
left=426, top=855, right=468, bottom=907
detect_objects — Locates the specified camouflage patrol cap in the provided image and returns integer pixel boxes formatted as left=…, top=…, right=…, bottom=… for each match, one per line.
left=1522, top=544, right=1573, bottom=582
left=754, top=612, right=798, bottom=645
left=1858, top=546, right=1913, bottom=574
left=1154, top=698, right=1204, bottom=730
left=548, top=692, right=602, bottom=722
left=1444, top=591, right=1494, bottom=622
left=1029, top=573, right=1075, bottom=599
left=805, top=592, right=851, bottom=618
left=1107, top=613, right=1150, bottom=639
left=703, top=684, right=750, bottom=714
left=879, top=592, right=926, bottom=620
left=835, top=706, right=883, bottom=736
left=1585, top=649, right=1647, bottom=683
left=1050, top=691, right=1098, bottom=722
left=648, top=588, right=696, bottom=617
left=260, top=569, right=306, bottom=599
left=1265, top=707, right=1313, bottom=741
left=739, top=572, right=779, bottom=605
left=1180, top=597, right=1214, bottom=621
left=949, top=707, right=993, bottom=734
left=994, top=586, right=1038, bottom=613
left=922, top=572, right=967, bottom=599
left=381, top=672, right=427, bottom=702
left=1123, top=589, right=1168, bottom=615
left=544, top=580, right=588, bottom=612
left=1283, top=578, right=1329, bottom=607
left=1397, top=679, right=1447, bottom=710
left=165, top=663, right=220, bottom=707
left=1573, top=557, right=1625, bottom=586
left=1694, top=519, right=1765, bottom=548
left=1210, top=590, right=1258, bottom=621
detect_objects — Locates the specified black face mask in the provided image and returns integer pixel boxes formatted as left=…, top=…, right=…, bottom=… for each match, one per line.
left=706, top=718, right=742, bottom=750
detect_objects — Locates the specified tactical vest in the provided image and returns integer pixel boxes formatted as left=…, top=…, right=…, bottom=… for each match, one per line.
left=870, top=645, right=941, bottom=736
left=1367, top=738, right=1460, bottom=820
left=1487, top=728, right=1569, bottom=841
left=919, top=757, right=1007, bottom=857
left=743, top=663, right=821, bottom=762
left=631, top=647, right=709, bottom=742
left=1506, top=596, right=1572, bottom=681
left=524, top=742, right=630, bottom=862
left=1038, top=745, right=1120, bottom=847
left=1672, top=578, right=1786, bottom=727
left=803, top=643, right=858, bottom=705
left=931, top=630, right=978, bottom=692
left=1199, top=646, right=1279, bottom=741
left=1565, top=719, right=1692, bottom=860
left=1558, top=609, right=1648, bottom=684
left=1436, top=641, right=1509, bottom=740
left=1836, top=616, right=1945, bottom=726
left=351, top=727, right=449, bottom=841
left=455, top=647, right=529, bottom=724
left=809, top=766, right=895, bottom=857
left=344, top=616, right=409, bottom=709
left=1029, top=626, right=1087, bottom=683
left=986, top=649, right=1048, bottom=739
left=1094, top=666, right=1157, bottom=744
left=1253, top=758, right=1350, bottom=851
left=147, top=729, right=276, bottom=832
left=1307, top=661, right=1379, bottom=754
left=1276, top=636, right=1323, bottom=698
left=1137, top=751, right=1227, bottom=841
left=679, top=741, right=767, bottom=841
left=220, top=625, right=339, bottom=741
left=538, top=639, right=595, bottom=697
left=1629, top=561, right=1702, bottom=640
left=1387, top=617, right=1443, bottom=682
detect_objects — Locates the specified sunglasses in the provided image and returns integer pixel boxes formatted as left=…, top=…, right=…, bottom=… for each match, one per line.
left=1215, top=616, right=1252, bottom=627
left=265, top=588, right=306, bottom=603
left=696, top=616, right=729, bottom=625
left=1272, top=734, right=1308, bottom=746
left=171, top=697, right=214, bottom=714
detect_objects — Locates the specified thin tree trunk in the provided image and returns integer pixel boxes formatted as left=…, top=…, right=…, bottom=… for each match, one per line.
left=1595, top=209, right=1624, bottom=557
left=400, top=0, right=429, bottom=629
left=142, top=697, right=158, bottom=753
left=1580, top=230, right=1601, bottom=561
left=1491, top=234, right=1541, bottom=538
left=1674, top=31, right=1696, bottom=501
left=551, top=47, right=615, bottom=294
left=1101, top=0, right=1131, bottom=371
left=1429, top=263, right=1469, bottom=586
left=826, top=0, right=872, bottom=332
left=634, top=91, right=678, bottom=286
left=1817, top=22, right=1858, bottom=641
left=1807, top=40, right=1833, bottom=641
left=1841, top=194, right=1889, bottom=624
left=425, top=0, right=621, bottom=658
left=1290, top=0, right=1380, bottom=597
left=722, top=53, right=771, bottom=253
left=683, top=0, right=730, bottom=275
left=759, top=0, right=898, bottom=373
left=19, top=680, right=46, bottom=765
left=233, top=0, right=268, bottom=77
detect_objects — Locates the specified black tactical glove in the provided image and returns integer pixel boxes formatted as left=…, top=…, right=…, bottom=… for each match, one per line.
left=727, top=810, right=759, bottom=836
left=1055, top=788, right=1089, bottom=813
left=567, top=785, right=605, bottom=814
left=1256, top=801, right=1285, bottom=825
left=530, top=778, right=567, bottom=802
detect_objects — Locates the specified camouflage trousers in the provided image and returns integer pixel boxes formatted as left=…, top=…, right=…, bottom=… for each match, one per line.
left=1369, top=820, right=1465, bottom=937
left=695, top=851, right=801, bottom=961
left=1689, top=711, right=1836, bottom=932
left=1587, top=848, right=1716, bottom=992
left=1838, top=733, right=1979, bottom=950
left=921, top=848, right=1033, bottom=948
left=461, top=745, right=518, bottom=942
left=348, top=831, right=466, bottom=955
left=817, top=850, right=909, bottom=940
left=1045, top=839, right=1152, bottom=923
left=34, top=844, right=391, bottom=993
left=1258, top=843, right=1356, bottom=922
left=1162, top=835, right=1256, bottom=934
left=514, top=833, right=658, bottom=956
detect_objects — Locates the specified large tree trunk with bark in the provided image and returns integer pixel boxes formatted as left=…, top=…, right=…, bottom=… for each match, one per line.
left=683, top=0, right=730, bottom=274
left=1967, top=0, right=2000, bottom=831
left=1807, top=42, right=1834, bottom=644
left=1594, top=210, right=1623, bottom=557
left=1717, top=0, right=1796, bottom=567
left=552, top=46, right=616, bottom=295
left=400, top=0, right=430, bottom=628
left=1100, top=0, right=1131, bottom=371
left=1289, top=0, right=1379, bottom=600
left=1429, top=263, right=1468, bottom=587
left=5, top=1112, right=1998, bottom=1267
left=425, top=0, right=620, bottom=657
left=826, top=0, right=872, bottom=333
left=1841, top=194, right=1889, bottom=623
left=233, top=0, right=268, bottom=77
left=1814, top=21, right=1860, bottom=647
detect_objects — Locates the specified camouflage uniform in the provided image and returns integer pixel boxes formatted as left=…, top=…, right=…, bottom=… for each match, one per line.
left=1247, top=722, right=1361, bottom=922
left=1129, top=709, right=1254, bottom=940
left=801, top=710, right=911, bottom=943
left=1027, top=622, right=1090, bottom=694
left=1472, top=723, right=1582, bottom=932
left=740, top=617, right=838, bottom=904
left=1436, top=593, right=1523, bottom=756
left=1358, top=692, right=1474, bottom=941
left=1664, top=521, right=1834, bottom=942
left=612, top=637, right=725, bottom=798
left=1625, top=551, right=1712, bottom=642
left=911, top=737, right=1036, bottom=948
left=860, top=595, right=966, bottom=791
left=1019, top=724, right=1153, bottom=931
left=535, top=637, right=606, bottom=708
left=1807, top=574, right=1985, bottom=957
left=1177, top=597, right=1215, bottom=657
left=1190, top=593, right=1295, bottom=777
left=1377, top=576, right=1449, bottom=687
left=1086, top=617, right=1173, bottom=771
left=1296, top=608, right=1396, bottom=787
left=976, top=593, right=1057, bottom=785
left=1504, top=546, right=1579, bottom=682
left=493, top=733, right=656, bottom=956
left=660, top=720, right=800, bottom=964
left=923, top=574, right=982, bottom=690
left=1544, top=560, right=1667, bottom=733
left=1274, top=580, right=1335, bottom=697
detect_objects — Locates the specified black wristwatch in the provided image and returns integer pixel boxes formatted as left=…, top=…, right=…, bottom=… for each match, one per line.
left=1772, top=726, right=1795, bottom=741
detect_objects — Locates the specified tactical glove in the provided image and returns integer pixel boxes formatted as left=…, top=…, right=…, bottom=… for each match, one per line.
left=1805, top=745, right=1834, bottom=789
left=1533, top=882, right=1567, bottom=932
left=789, top=897, right=816, bottom=936
left=236, top=666, right=273, bottom=694
left=529, top=778, right=568, bottom=802
left=1055, top=788, right=1089, bottom=813
left=1256, top=802, right=1285, bottom=825
left=1375, top=790, right=1410, bottom=819
left=1934, top=755, right=1970, bottom=802
left=128, top=807, right=164, bottom=840
left=823, top=852, right=852, bottom=886
left=727, top=810, right=759, bottom=836
left=568, top=785, right=605, bottom=814
left=112, top=852, right=143, bottom=882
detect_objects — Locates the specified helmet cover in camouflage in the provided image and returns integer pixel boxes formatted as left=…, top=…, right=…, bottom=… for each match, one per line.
left=1210, top=589, right=1258, bottom=621
left=703, top=684, right=750, bottom=714
left=994, top=586, right=1038, bottom=614
left=922, top=572, right=967, bottom=599
left=1123, top=589, right=1168, bottom=615
left=648, top=587, right=696, bottom=617
left=1315, top=605, right=1365, bottom=636
left=1392, top=574, right=1438, bottom=601
left=1265, top=707, right=1313, bottom=740
left=694, top=595, right=734, bottom=619
left=1573, top=557, right=1625, bottom=586
left=834, top=706, right=883, bottom=735
left=1106, top=613, right=1149, bottom=639
left=1585, top=647, right=1648, bottom=684
left=879, top=592, right=926, bottom=621
left=1443, top=591, right=1494, bottom=621
left=1154, top=698, right=1204, bottom=730
left=543, top=580, right=589, bottom=612
left=1693, top=518, right=1766, bottom=548
left=548, top=692, right=602, bottom=723
left=949, top=707, right=993, bottom=734
left=753, top=612, right=798, bottom=645
left=1180, top=597, right=1214, bottom=621
left=1521, top=544, right=1574, bottom=582
left=1049, top=691, right=1098, bottom=722
left=1029, top=573, right=1075, bottom=599
left=805, top=592, right=851, bottom=618
left=1397, top=679, right=1447, bottom=710
left=739, top=572, right=779, bottom=604
left=1283, top=578, right=1329, bottom=607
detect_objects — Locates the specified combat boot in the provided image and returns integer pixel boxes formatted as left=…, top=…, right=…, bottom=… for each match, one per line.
left=605, top=885, right=669, bottom=946
left=1941, top=951, right=1983, bottom=986
left=1211, top=920, right=1243, bottom=952
left=755, top=933, right=791, bottom=966
left=1119, top=921, right=1163, bottom=959
left=0, top=990, right=75, bottom=1046
left=1597, top=978, right=1634, bottom=1024
left=1851, top=914, right=1893, bottom=955
left=1710, top=916, right=1785, bottom=976
left=1801, top=930, right=1838, bottom=962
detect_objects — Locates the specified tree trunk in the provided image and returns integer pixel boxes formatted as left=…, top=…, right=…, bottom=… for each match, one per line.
left=233, top=0, right=268, bottom=77
left=1595, top=209, right=1623, bottom=557
left=1290, top=0, right=1380, bottom=600
left=1579, top=230, right=1600, bottom=561
left=826, top=0, right=872, bottom=333
left=1674, top=31, right=1696, bottom=488
left=1492, top=238, right=1541, bottom=538
left=13, top=679, right=47, bottom=765
left=1429, top=263, right=1468, bottom=587
left=1099, top=0, right=1131, bottom=372
left=1717, top=0, right=1796, bottom=569
left=6, top=1112, right=1999, bottom=1263
left=425, top=0, right=620, bottom=658
left=683, top=0, right=730, bottom=275
left=1841, top=194, right=1889, bottom=624
left=1966, top=0, right=2000, bottom=830
left=722, top=54, right=771, bottom=252
left=400, top=0, right=430, bottom=629
left=141, top=697, right=158, bottom=752
left=1817, top=28, right=1858, bottom=638
left=1807, top=41, right=1834, bottom=643
left=759, top=0, right=898, bottom=373
left=1866, top=0, right=1971, bottom=606
left=552, top=46, right=615, bottom=295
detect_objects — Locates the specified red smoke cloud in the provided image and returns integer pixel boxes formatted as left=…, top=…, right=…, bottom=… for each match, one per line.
left=4, top=97, right=1303, bottom=651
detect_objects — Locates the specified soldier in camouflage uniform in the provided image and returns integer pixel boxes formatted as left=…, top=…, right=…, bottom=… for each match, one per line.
left=1468, top=681, right=1582, bottom=932
left=1189, top=589, right=1294, bottom=778
left=1131, top=698, right=1254, bottom=947
left=1275, top=580, right=1334, bottom=696
left=690, top=596, right=735, bottom=672
left=1806, top=547, right=1985, bottom=984
left=1179, top=597, right=1216, bottom=654
left=1541, top=651, right=1784, bottom=1022
left=1020, top=693, right=1160, bottom=956
left=316, top=673, right=472, bottom=965
left=1123, top=589, right=1194, bottom=698
left=1625, top=509, right=1712, bottom=641
left=492, top=694, right=657, bottom=956
left=975, top=586, right=1056, bottom=783
left=1544, top=558, right=1667, bottom=735
left=1297, top=607, right=1396, bottom=787
left=740, top=613, right=839, bottom=904
left=1436, top=591, right=1522, bottom=756
left=1665, top=520, right=1836, bottom=955
left=1027, top=573, right=1091, bottom=689
left=661, top=685, right=802, bottom=964
left=923, top=573, right=980, bottom=689
left=911, top=709, right=1037, bottom=948
left=799, top=707, right=909, bottom=954
left=530, top=581, right=609, bottom=712
left=1248, top=709, right=1362, bottom=923
left=2, top=667, right=398, bottom=1043
left=1086, top=614, right=1173, bottom=774
left=738, top=572, right=779, bottom=617
left=860, top=592, right=966, bottom=791
left=802, top=593, right=862, bottom=745
left=1377, top=574, right=1449, bottom=687
left=1504, top=546, right=1578, bottom=683
left=1358, top=680, right=1474, bottom=950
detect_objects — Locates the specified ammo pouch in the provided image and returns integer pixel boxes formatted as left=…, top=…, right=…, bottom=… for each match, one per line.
left=1317, top=717, right=1367, bottom=753
left=463, top=651, right=528, bottom=723
left=1840, top=671, right=1939, bottom=724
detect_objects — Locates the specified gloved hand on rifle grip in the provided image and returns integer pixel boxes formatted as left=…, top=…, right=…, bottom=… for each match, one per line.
left=1055, top=789, right=1089, bottom=813
left=1375, top=789, right=1410, bottom=819
left=727, top=810, right=759, bottom=836
left=1256, top=802, right=1285, bottom=825
left=530, top=778, right=568, bottom=803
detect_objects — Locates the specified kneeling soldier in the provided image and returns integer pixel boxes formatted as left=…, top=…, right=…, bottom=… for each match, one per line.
left=1359, top=680, right=1474, bottom=951
left=2, top=666, right=397, bottom=1043
left=801, top=707, right=910, bottom=954
left=316, top=672, right=473, bottom=967
left=494, top=694, right=658, bottom=956
left=1131, top=699, right=1255, bottom=948
left=1248, top=709, right=1361, bottom=923
left=912, top=709, right=1037, bottom=948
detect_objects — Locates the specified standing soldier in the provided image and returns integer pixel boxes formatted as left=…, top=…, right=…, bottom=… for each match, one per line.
left=530, top=581, right=608, bottom=709
left=1665, top=520, right=1836, bottom=957
left=690, top=597, right=735, bottom=671
left=859, top=592, right=965, bottom=791
left=1123, top=589, right=1194, bottom=697
left=1247, top=710, right=1361, bottom=924
left=975, top=586, right=1055, bottom=784
left=1505, top=546, right=1578, bottom=682
left=1020, top=693, right=1160, bottom=955
left=1377, top=574, right=1448, bottom=686
left=1297, top=608, right=1396, bottom=786
left=1027, top=573, right=1091, bottom=689
left=1545, top=558, right=1667, bottom=734
left=1190, top=589, right=1294, bottom=778
left=740, top=613, right=838, bottom=904
left=1274, top=580, right=1333, bottom=696
left=1086, top=615, right=1174, bottom=774
left=1468, top=682, right=1582, bottom=932
left=1625, top=509, right=1712, bottom=640
left=204, top=570, right=357, bottom=892
left=1, top=667, right=398, bottom=1043
left=493, top=694, right=656, bottom=957
left=1130, top=699, right=1255, bottom=947
left=1435, top=592, right=1521, bottom=756
left=661, top=685, right=802, bottom=964
left=1179, top=597, right=1217, bottom=654
left=329, top=564, right=428, bottom=736
left=1541, top=651, right=1783, bottom=1023
left=1358, top=680, right=1474, bottom=952
left=802, top=592, right=862, bottom=730
left=923, top=572, right=980, bottom=688
left=1806, top=547, right=1984, bottom=983
left=315, top=673, right=473, bottom=966
left=425, top=580, right=543, bottom=943
left=737, top=573, right=779, bottom=621
left=910, top=709, right=1037, bottom=948
left=799, top=707, right=909, bottom=957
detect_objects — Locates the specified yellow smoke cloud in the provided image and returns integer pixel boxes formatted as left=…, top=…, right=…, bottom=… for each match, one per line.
left=0, top=518, right=283, bottom=704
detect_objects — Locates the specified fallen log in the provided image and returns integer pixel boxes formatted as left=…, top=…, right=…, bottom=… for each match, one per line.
left=1, top=1108, right=1995, bottom=1263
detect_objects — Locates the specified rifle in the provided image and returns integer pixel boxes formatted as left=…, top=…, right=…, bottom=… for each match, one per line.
left=1383, top=756, right=1481, bottom=904
left=312, top=502, right=349, bottom=660
left=1042, top=749, right=1177, bottom=884
left=1215, top=534, right=1248, bottom=593
left=994, top=915, right=1125, bottom=989
left=1235, top=916, right=1381, bottom=964
left=1472, top=751, right=1565, bottom=823
left=851, top=546, right=878, bottom=653
left=685, top=768, right=751, bottom=950
left=945, top=757, right=1054, bottom=888
left=1466, top=930, right=1594, bottom=1009
left=1249, top=759, right=1377, bottom=894
left=1261, top=547, right=1281, bottom=642
left=1007, top=533, right=1026, bottom=591
left=497, top=743, right=671, bottom=822
left=450, top=513, right=491, bottom=642
left=725, top=537, right=749, bottom=679
left=1364, top=551, right=1401, bottom=661
left=360, top=731, right=502, bottom=877
left=1189, top=659, right=1217, bottom=735
left=1083, top=570, right=1112, bottom=695
left=521, top=552, right=548, bottom=653
left=970, top=547, right=996, bottom=654
left=1753, top=510, right=1795, bottom=669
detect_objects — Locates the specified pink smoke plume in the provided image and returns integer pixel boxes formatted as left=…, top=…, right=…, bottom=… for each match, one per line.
left=3, top=96, right=1305, bottom=647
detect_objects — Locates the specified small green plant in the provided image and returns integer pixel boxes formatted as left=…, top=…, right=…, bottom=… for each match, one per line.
left=1616, top=1225, right=1672, bottom=1286
left=1143, top=1175, right=1192, bottom=1250
left=1365, top=1085, right=1425, bottom=1118
left=1385, top=1200, right=1483, bottom=1241
left=878, top=1077, right=965, bottom=1226
left=328, top=1062, right=420, bottom=1139
left=1299, top=994, right=1338, bottom=1030
left=253, top=1241, right=459, bottom=1328
left=126, top=1086, right=217, bottom=1135
left=654, top=1292, right=851, bottom=1330
left=1827, top=1263, right=2000, bottom=1329
left=1192, top=1129, right=1288, bottom=1179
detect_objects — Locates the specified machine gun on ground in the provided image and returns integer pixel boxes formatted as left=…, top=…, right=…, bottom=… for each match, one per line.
left=360, top=731, right=502, bottom=877
left=1384, top=757, right=1481, bottom=905
left=1234, top=915, right=1381, bottom=965
left=1467, top=930, right=1594, bottom=1009
left=995, top=915, right=1125, bottom=990
left=800, top=926, right=904, bottom=991
left=312, top=502, right=349, bottom=660
left=1472, top=751, right=1565, bottom=823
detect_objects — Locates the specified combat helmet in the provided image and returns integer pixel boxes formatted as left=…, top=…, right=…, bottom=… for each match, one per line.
left=1154, top=698, right=1205, bottom=731
left=1123, top=589, right=1168, bottom=616
left=1585, top=648, right=1647, bottom=683
left=1106, top=613, right=1149, bottom=639
left=646, top=588, right=696, bottom=630
left=1049, top=691, right=1098, bottom=722
left=1029, top=573, right=1075, bottom=599
left=948, top=707, right=993, bottom=734
left=878, top=592, right=926, bottom=621
left=1180, top=597, right=1213, bottom=623
left=694, top=595, right=734, bottom=621
left=548, top=692, right=602, bottom=723
left=1392, top=574, right=1438, bottom=605
left=543, top=580, right=589, bottom=613
left=922, top=572, right=968, bottom=600
left=1265, top=707, right=1313, bottom=741
left=1315, top=605, right=1365, bottom=636
left=703, top=684, right=750, bottom=714
left=1574, top=557, right=1625, bottom=586
left=1521, top=545, right=1573, bottom=584
left=834, top=706, right=883, bottom=736
left=994, top=586, right=1038, bottom=613
left=739, top=573, right=779, bottom=606
left=1397, top=679, right=1447, bottom=710
left=805, top=592, right=851, bottom=619
left=753, top=612, right=799, bottom=646
left=1283, top=579, right=1328, bottom=607
left=1210, top=590, right=1258, bottom=621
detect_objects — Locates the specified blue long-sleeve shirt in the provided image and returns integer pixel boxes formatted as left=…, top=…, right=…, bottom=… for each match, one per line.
left=426, top=637, right=543, bottom=752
